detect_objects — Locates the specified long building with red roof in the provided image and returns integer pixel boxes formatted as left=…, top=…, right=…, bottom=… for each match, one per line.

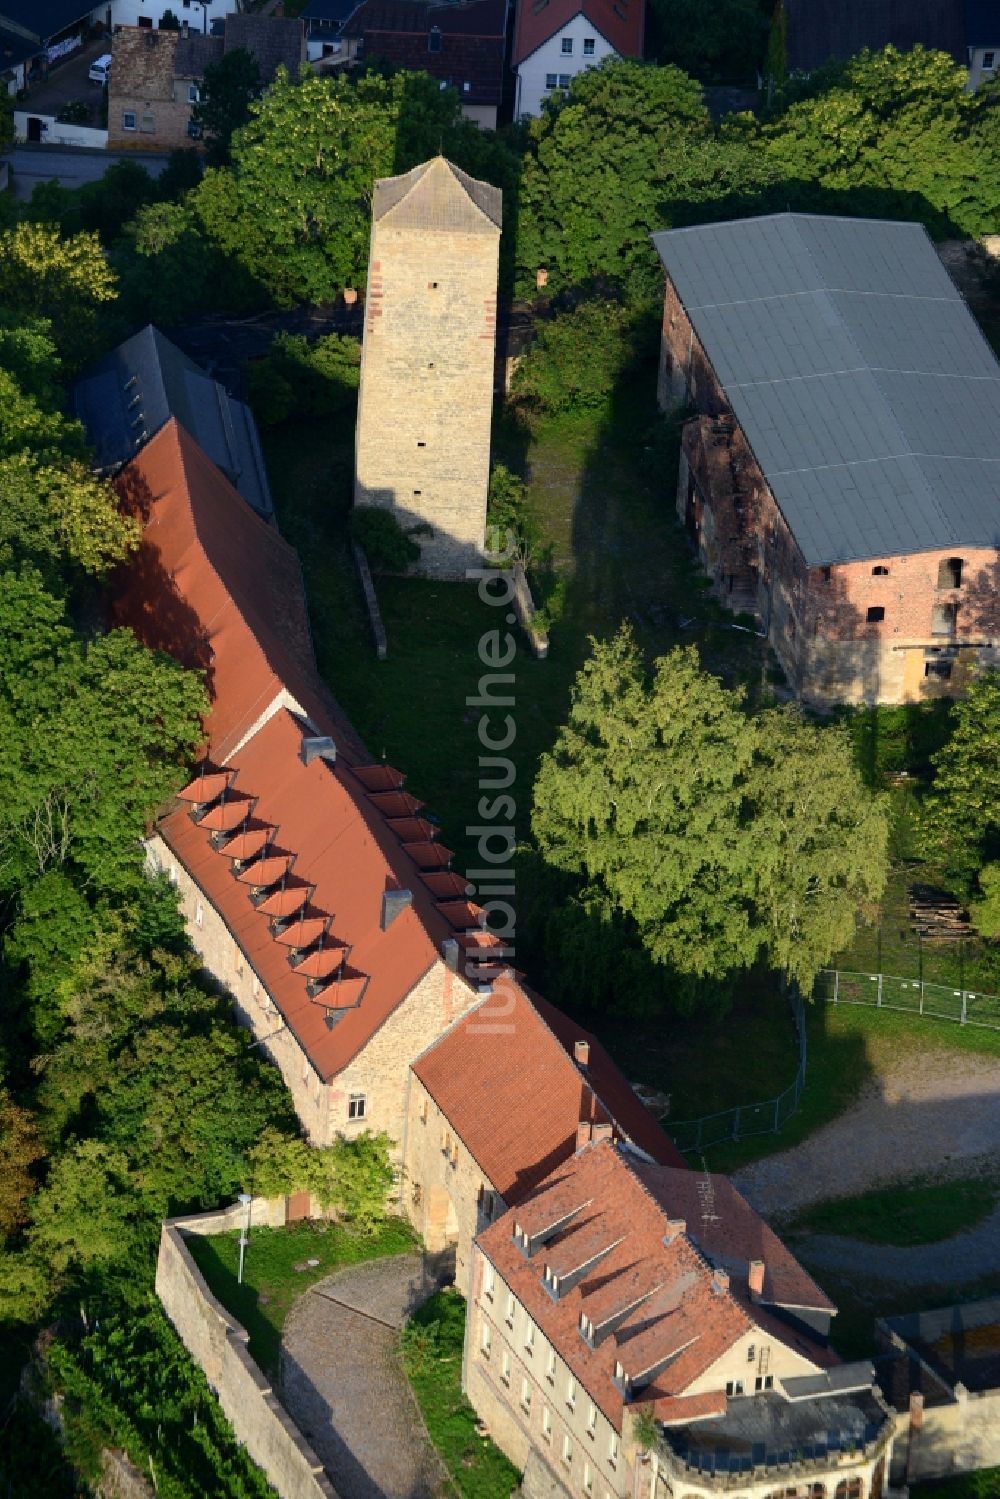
left=511, top=0, right=645, bottom=117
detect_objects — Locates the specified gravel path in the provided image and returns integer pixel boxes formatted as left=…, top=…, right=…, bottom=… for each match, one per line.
left=280, top=1253, right=451, bottom=1499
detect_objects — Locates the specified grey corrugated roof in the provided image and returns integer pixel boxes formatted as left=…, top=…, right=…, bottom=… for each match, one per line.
left=74, top=325, right=273, bottom=521
left=652, top=213, right=1000, bottom=565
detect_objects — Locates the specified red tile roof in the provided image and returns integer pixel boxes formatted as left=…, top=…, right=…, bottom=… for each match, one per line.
left=478, top=1142, right=835, bottom=1429
left=112, top=420, right=361, bottom=766
left=412, top=977, right=683, bottom=1201
left=345, top=0, right=506, bottom=107
left=512, top=0, right=645, bottom=67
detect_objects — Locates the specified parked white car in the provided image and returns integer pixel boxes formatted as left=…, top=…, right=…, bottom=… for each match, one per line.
left=88, top=54, right=112, bottom=84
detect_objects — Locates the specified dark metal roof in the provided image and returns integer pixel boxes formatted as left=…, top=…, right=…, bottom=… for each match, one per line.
left=74, top=325, right=274, bottom=521
left=0, top=0, right=95, bottom=44
left=298, top=0, right=361, bottom=21
left=785, top=0, right=965, bottom=72
left=0, top=23, right=36, bottom=70
left=966, top=0, right=1000, bottom=44
left=653, top=213, right=1000, bottom=566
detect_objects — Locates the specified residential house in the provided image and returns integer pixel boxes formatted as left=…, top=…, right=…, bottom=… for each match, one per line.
left=112, top=417, right=505, bottom=1155
left=107, top=12, right=304, bottom=150
left=511, top=0, right=644, bottom=119
left=110, top=1, right=234, bottom=31
left=653, top=212, right=1000, bottom=706
left=405, top=975, right=682, bottom=1292
left=784, top=0, right=965, bottom=74
left=342, top=0, right=507, bottom=128
left=468, top=1138, right=896, bottom=1499
left=300, top=0, right=360, bottom=67
left=965, top=0, right=1000, bottom=87
left=74, top=324, right=274, bottom=520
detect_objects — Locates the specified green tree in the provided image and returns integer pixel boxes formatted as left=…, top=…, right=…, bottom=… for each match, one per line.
left=648, top=0, right=768, bottom=84
left=923, top=670, right=1000, bottom=891
left=0, top=84, right=13, bottom=150
left=512, top=299, right=658, bottom=414
left=194, top=46, right=263, bottom=165
left=532, top=629, right=758, bottom=979
left=970, top=862, right=1000, bottom=939
left=0, top=222, right=116, bottom=368
left=746, top=707, right=889, bottom=990
left=246, top=330, right=361, bottom=425
left=0, top=1086, right=44, bottom=1240
left=79, top=159, right=157, bottom=244
left=250, top=1127, right=395, bottom=1233
left=28, top=1140, right=150, bottom=1281
left=159, top=6, right=181, bottom=27
left=0, top=451, right=140, bottom=577
left=515, top=60, right=778, bottom=295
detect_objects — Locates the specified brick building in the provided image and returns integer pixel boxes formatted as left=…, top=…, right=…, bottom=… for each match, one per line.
left=406, top=975, right=682, bottom=1292
left=467, top=1139, right=896, bottom=1499
left=354, top=156, right=501, bottom=580
left=107, top=14, right=304, bottom=151
left=653, top=213, right=1000, bottom=706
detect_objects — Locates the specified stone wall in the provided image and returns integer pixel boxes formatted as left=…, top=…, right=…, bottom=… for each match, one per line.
left=108, top=94, right=192, bottom=151
left=156, top=1209, right=337, bottom=1499
left=661, top=276, right=1000, bottom=707
left=354, top=182, right=500, bottom=581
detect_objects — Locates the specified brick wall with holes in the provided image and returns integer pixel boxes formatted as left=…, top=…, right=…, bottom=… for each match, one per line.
left=354, top=217, right=500, bottom=580
left=659, top=278, right=1000, bottom=705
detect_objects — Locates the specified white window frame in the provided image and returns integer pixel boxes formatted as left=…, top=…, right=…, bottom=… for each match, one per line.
left=520, top=1376, right=532, bottom=1413
left=984, top=49, right=997, bottom=69
left=587, top=1402, right=597, bottom=1436
left=501, top=1350, right=512, bottom=1386
left=481, top=1322, right=492, bottom=1355
left=561, top=35, right=573, bottom=53
left=608, top=1433, right=619, bottom=1468
left=545, top=72, right=558, bottom=89
left=505, top=1292, right=515, bottom=1328
left=562, top=1434, right=573, bottom=1467
left=524, top=1320, right=535, bottom=1353
left=483, top=1262, right=495, bottom=1300
left=558, top=73, right=571, bottom=88
left=542, top=1405, right=553, bottom=1442
left=583, top=36, right=595, bottom=54
left=122, top=110, right=137, bottom=131
left=348, top=1092, right=366, bottom=1120
left=547, top=1348, right=557, bottom=1383
left=583, top=1462, right=594, bottom=1495
left=566, top=1374, right=576, bottom=1410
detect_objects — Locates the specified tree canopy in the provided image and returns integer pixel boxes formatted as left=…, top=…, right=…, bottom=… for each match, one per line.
left=532, top=628, right=888, bottom=995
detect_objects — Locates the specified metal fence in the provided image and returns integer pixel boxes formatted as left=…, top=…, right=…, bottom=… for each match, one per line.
left=664, top=993, right=807, bottom=1155
left=814, top=967, right=1000, bottom=1030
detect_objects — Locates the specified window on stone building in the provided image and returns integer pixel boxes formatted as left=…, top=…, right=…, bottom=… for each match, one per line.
left=925, top=659, right=953, bottom=680
left=584, top=36, right=595, bottom=53
left=419, top=1096, right=428, bottom=1123
left=545, top=73, right=558, bottom=88
left=521, top=1377, right=532, bottom=1413
left=547, top=1348, right=557, bottom=1383
left=608, top=1433, right=619, bottom=1468
left=195, top=900, right=204, bottom=927
left=348, top=1093, right=367, bottom=1120
left=566, top=1374, right=577, bottom=1409
left=480, top=1187, right=495, bottom=1219
left=543, top=1406, right=553, bottom=1441
left=141, top=113, right=155, bottom=132
left=501, top=1350, right=511, bottom=1386
left=755, top=1374, right=775, bottom=1390
left=483, top=1261, right=495, bottom=1299
left=481, top=1322, right=492, bottom=1355
left=938, top=556, right=964, bottom=589
left=725, top=1379, right=745, bottom=1396
left=586, top=1402, right=597, bottom=1436
left=583, top=1463, right=594, bottom=1495
left=562, top=36, right=573, bottom=52
left=821, top=566, right=831, bottom=583
left=524, top=1320, right=535, bottom=1352
left=251, top=972, right=259, bottom=997
left=866, top=606, right=884, bottom=623
left=932, top=602, right=958, bottom=636
left=506, top=1291, right=516, bottom=1327
left=168, top=863, right=177, bottom=885
left=835, top=1482, right=863, bottom=1499
left=872, top=565, right=889, bottom=576
left=747, top=1344, right=756, bottom=1362
left=562, top=1435, right=573, bottom=1467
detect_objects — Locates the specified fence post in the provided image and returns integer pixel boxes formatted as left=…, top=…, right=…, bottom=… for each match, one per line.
left=961, top=991, right=968, bottom=1025
left=732, top=1106, right=741, bottom=1142
left=833, top=969, right=839, bottom=1004
left=877, top=972, right=883, bottom=1007
left=774, top=1096, right=780, bottom=1133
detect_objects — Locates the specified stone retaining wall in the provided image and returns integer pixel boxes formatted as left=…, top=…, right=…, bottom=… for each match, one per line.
left=156, top=1207, right=338, bottom=1499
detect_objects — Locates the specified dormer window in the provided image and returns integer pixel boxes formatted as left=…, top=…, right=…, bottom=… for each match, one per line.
left=579, top=1312, right=595, bottom=1346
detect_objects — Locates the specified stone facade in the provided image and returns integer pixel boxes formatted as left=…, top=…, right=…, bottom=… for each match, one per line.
left=402, top=1072, right=506, bottom=1294
left=660, top=283, right=1000, bottom=707
left=147, top=832, right=480, bottom=1163
left=107, top=27, right=198, bottom=151
left=354, top=157, right=501, bottom=581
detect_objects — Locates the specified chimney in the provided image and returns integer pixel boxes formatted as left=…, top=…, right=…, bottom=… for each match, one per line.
left=441, top=936, right=460, bottom=970
left=380, top=887, right=412, bottom=930
left=300, top=734, right=336, bottom=767
left=573, top=1039, right=590, bottom=1066
left=663, top=1218, right=686, bottom=1244
left=748, top=1260, right=765, bottom=1299
left=711, top=1269, right=730, bottom=1295
left=575, top=1121, right=593, bottom=1152
left=591, top=1122, right=613, bottom=1145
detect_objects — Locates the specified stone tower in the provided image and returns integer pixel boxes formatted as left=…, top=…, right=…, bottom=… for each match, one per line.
left=354, top=157, right=502, bottom=581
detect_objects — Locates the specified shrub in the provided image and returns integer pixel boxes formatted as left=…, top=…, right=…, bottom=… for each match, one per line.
left=513, top=298, right=659, bottom=415
left=348, top=506, right=424, bottom=573
left=246, top=331, right=360, bottom=427
left=55, top=100, right=90, bottom=125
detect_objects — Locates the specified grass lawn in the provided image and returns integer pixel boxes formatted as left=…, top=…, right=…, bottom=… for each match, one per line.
left=402, top=1289, right=520, bottom=1499
left=789, top=1174, right=1000, bottom=1246
left=913, top=1469, right=1000, bottom=1498
left=185, top=1218, right=415, bottom=1380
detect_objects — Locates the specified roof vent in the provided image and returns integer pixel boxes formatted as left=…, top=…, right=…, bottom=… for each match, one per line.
left=663, top=1218, right=686, bottom=1244
left=712, top=1269, right=730, bottom=1296
left=301, top=734, right=337, bottom=767
left=591, top=1122, right=613, bottom=1145
left=381, top=887, right=413, bottom=930
left=441, top=936, right=460, bottom=969
left=574, top=1039, right=590, bottom=1066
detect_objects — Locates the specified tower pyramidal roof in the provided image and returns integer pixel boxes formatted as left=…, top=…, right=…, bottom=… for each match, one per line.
left=372, top=155, right=502, bottom=233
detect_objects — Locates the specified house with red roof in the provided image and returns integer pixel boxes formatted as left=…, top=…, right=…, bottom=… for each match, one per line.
left=511, top=0, right=645, bottom=117
left=407, top=974, right=683, bottom=1292
left=468, top=1138, right=896, bottom=1499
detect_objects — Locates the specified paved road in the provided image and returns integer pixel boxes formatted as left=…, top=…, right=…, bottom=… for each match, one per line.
left=9, top=146, right=170, bottom=198
left=280, top=1252, right=452, bottom=1499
